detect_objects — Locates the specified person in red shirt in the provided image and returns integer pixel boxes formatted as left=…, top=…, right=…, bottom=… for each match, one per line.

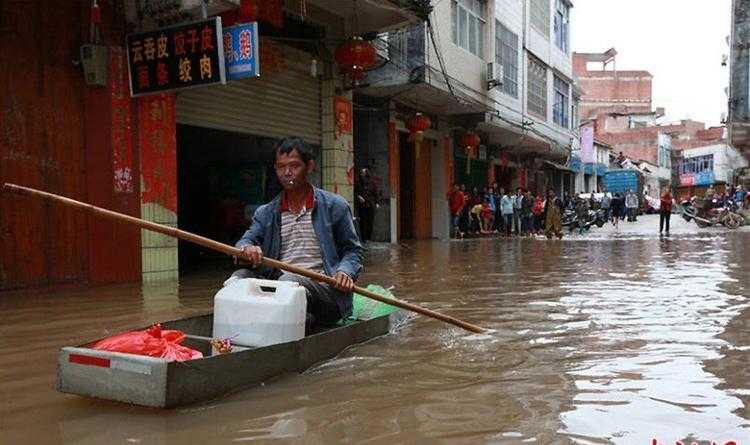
left=447, top=184, right=466, bottom=238
left=480, top=198, right=494, bottom=234
left=659, top=190, right=674, bottom=235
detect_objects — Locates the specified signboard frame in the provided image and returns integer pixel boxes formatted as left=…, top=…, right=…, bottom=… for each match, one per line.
left=223, top=22, right=261, bottom=80
left=126, top=17, right=226, bottom=97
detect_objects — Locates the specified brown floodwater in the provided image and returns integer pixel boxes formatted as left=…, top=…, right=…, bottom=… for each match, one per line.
left=2, top=219, right=750, bottom=444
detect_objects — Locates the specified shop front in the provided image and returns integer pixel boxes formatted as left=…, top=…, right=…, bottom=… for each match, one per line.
left=174, top=45, right=324, bottom=274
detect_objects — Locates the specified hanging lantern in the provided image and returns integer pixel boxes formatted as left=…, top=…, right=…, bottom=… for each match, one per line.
left=460, top=131, right=481, bottom=174
left=407, top=113, right=431, bottom=158
left=239, top=0, right=259, bottom=22
left=334, top=36, right=377, bottom=86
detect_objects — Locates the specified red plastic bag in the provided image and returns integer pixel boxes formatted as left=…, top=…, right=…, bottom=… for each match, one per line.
left=92, top=324, right=203, bottom=362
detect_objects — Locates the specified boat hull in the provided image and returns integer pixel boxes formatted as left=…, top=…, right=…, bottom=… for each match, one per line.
left=57, top=311, right=402, bottom=408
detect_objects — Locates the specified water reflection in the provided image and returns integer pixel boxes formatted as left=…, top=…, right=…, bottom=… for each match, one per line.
left=1, top=225, right=749, bottom=444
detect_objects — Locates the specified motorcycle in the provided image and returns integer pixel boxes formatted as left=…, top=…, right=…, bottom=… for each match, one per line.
left=681, top=197, right=743, bottom=229
left=561, top=208, right=606, bottom=232
left=591, top=209, right=608, bottom=228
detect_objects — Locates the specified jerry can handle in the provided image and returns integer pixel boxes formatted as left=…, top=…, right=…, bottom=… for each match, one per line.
left=247, top=278, right=298, bottom=295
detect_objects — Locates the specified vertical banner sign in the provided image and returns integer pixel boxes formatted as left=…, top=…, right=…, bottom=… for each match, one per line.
left=518, top=168, right=527, bottom=189
left=223, top=22, right=260, bottom=80
left=580, top=125, right=595, bottom=164
left=110, top=46, right=134, bottom=193
left=444, top=136, right=454, bottom=191
left=334, top=96, right=353, bottom=137
left=139, top=94, right=177, bottom=213
left=126, top=18, right=225, bottom=96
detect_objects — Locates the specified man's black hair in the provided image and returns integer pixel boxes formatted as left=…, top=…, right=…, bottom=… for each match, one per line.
left=275, top=137, right=314, bottom=163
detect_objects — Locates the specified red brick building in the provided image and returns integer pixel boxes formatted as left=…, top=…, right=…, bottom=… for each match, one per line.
left=573, top=49, right=653, bottom=120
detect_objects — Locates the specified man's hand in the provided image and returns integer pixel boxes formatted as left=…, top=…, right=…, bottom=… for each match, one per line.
left=332, top=271, right=354, bottom=292
left=240, top=245, right=264, bottom=267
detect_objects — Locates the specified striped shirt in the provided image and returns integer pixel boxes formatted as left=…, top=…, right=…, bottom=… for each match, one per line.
left=279, top=208, right=324, bottom=273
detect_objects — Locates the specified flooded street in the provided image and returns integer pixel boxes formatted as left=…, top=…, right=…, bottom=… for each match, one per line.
left=2, top=215, right=750, bottom=444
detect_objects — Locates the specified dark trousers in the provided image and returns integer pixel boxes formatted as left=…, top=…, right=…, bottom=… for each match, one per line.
left=358, top=206, right=374, bottom=243
left=229, top=269, right=343, bottom=327
left=494, top=209, right=503, bottom=231
left=504, top=214, right=513, bottom=235
left=660, top=212, right=671, bottom=233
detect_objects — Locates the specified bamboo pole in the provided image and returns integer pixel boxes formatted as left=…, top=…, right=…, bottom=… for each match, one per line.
left=2, top=183, right=486, bottom=334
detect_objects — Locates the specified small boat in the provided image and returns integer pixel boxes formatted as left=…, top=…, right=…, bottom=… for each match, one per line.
left=57, top=287, right=403, bottom=408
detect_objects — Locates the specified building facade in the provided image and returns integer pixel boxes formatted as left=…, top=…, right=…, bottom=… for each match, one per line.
left=357, top=0, right=578, bottom=242
left=729, top=0, right=750, bottom=156
left=676, top=143, right=749, bottom=199
left=0, top=0, right=420, bottom=289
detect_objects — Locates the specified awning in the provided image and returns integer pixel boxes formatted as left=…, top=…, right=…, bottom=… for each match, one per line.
left=542, top=160, right=574, bottom=172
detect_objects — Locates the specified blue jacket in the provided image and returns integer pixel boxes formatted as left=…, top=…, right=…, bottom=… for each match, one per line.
left=236, top=186, right=363, bottom=318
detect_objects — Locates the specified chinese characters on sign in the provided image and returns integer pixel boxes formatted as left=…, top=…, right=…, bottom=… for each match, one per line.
left=126, top=18, right=225, bottom=96
left=139, top=94, right=178, bottom=212
left=223, top=22, right=260, bottom=80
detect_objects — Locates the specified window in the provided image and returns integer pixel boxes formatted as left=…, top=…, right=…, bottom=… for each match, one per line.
left=451, top=0, right=485, bottom=57
left=553, top=0, right=569, bottom=52
left=530, top=0, right=550, bottom=37
left=527, top=57, right=547, bottom=118
left=495, top=21, right=518, bottom=98
left=553, top=74, right=569, bottom=128
left=680, top=155, right=714, bottom=174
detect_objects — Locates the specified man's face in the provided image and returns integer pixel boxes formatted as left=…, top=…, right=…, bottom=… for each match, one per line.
left=275, top=149, right=314, bottom=191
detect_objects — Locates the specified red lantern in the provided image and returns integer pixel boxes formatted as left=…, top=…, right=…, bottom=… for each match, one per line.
left=239, top=0, right=259, bottom=22
left=334, top=37, right=377, bottom=85
left=407, top=113, right=431, bottom=158
left=460, top=131, right=481, bottom=174
left=407, top=113, right=431, bottom=142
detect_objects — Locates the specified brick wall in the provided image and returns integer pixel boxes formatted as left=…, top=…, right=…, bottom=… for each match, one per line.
left=573, top=53, right=653, bottom=119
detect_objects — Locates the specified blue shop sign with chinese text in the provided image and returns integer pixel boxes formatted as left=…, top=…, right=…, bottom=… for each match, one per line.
left=695, top=170, right=715, bottom=186
left=126, top=17, right=226, bottom=97
left=223, top=23, right=260, bottom=80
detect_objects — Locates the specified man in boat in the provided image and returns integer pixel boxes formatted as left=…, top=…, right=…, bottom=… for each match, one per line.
left=232, top=137, right=363, bottom=327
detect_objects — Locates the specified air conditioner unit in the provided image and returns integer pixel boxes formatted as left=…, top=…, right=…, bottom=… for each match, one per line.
left=487, top=62, right=504, bottom=90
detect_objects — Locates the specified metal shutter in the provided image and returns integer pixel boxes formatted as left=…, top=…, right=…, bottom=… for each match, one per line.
left=176, top=47, right=322, bottom=145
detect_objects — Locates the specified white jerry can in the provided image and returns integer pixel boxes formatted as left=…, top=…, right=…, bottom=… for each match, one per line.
left=213, top=278, right=307, bottom=347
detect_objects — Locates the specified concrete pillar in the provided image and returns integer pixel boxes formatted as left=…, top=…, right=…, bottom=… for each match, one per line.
left=321, top=80, right=354, bottom=204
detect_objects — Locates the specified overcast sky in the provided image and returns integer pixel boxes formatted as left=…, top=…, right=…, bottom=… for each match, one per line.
left=572, top=0, right=731, bottom=127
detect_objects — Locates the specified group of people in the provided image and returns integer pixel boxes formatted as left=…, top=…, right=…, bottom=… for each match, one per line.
left=572, top=189, right=642, bottom=226
left=703, top=184, right=748, bottom=210
left=447, top=184, right=565, bottom=240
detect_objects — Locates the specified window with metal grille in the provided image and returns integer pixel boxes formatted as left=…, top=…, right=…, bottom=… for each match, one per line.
left=530, top=0, right=550, bottom=37
left=553, top=0, right=569, bottom=52
left=527, top=57, right=548, bottom=119
left=451, top=0, right=485, bottom=57
left=495, top=21, right=518, bottom=98
left=680, top=155, right=714, bottom=174
left=553, top=74, right=569, bottom=128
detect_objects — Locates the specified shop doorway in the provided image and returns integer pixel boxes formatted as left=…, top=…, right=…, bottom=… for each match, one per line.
left=398, top=133, right=433, bottom=240
left=176, top=125, right=321, bottom=275
left=495, top=165, right=516, bottom=193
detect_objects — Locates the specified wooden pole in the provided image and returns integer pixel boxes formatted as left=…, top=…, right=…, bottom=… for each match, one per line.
left=2, top=183, right=486, bottom=334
